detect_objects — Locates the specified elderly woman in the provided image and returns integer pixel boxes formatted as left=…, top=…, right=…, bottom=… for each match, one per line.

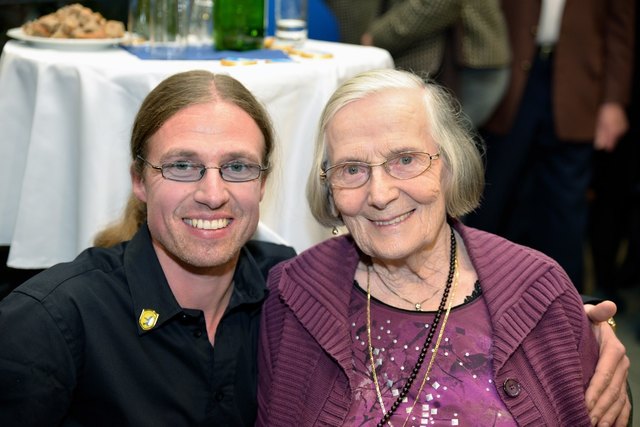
left=256, top=69, right=623, bottom=426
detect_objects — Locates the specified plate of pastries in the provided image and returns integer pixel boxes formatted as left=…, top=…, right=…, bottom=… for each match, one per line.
left=7, top=3, right=127, bottom=50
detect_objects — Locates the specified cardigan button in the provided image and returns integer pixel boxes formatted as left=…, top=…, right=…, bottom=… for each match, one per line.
left=503, top=378, right=521, bottom=397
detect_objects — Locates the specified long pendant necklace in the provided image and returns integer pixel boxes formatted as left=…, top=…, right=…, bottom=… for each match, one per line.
left=366, top=227, right=458, bottom=427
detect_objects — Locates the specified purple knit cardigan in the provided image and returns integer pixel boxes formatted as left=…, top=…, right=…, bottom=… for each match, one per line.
left=257, top=222, right=598, bottom=426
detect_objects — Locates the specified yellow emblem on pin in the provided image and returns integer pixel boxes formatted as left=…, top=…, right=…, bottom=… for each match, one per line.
left=139, top=309, right=159, bottom=331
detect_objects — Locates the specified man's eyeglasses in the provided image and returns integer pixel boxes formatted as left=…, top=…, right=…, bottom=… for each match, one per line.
left=320, top=151, right=440, bottom=189
left=137, top=155, right=268, bottom=183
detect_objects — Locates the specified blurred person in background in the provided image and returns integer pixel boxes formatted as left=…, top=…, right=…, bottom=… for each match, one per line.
left=464, top=0, right=635, bottom=294
left=324, top=0, right=511, bottom=128
left=587, top=1, right=640, bottom=336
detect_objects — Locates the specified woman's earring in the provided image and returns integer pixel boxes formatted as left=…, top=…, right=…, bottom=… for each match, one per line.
left=332, top=226, right=339, bottom=236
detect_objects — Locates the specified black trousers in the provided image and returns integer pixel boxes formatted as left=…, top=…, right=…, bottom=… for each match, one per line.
left=466, top=49, right=593, bottom=292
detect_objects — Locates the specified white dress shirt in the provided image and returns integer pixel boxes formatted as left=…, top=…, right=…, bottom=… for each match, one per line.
left=536, top=0, right=566, bottom=45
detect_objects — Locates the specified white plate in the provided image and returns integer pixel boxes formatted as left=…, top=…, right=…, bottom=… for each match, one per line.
left=7, top=27, right=126, bottom=50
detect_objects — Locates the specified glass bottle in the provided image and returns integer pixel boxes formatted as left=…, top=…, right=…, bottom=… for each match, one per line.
left=213, top=0, right=265, bottom=51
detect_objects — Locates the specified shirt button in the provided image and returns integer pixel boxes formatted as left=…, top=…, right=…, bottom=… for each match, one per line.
left=215, top=391, right=224, bottom=401
left=503, top=378, right=521, bottom=397
left=193, top=330, right=203, bottom=338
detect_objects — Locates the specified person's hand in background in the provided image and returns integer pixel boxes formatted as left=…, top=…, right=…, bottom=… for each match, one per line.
left=594, top=102, right=628, bottom=152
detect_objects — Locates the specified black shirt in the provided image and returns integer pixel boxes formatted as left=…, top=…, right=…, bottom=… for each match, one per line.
left=0, top=224, right=295, bottom=426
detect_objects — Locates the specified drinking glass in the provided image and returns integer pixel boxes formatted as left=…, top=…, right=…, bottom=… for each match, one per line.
left=149, top=0, right=189, bottom=59
left=187, top=0, right=214, bottom=47
left=275, top=0, right=307, bottom=48
left=127, top=0, right=152, bottom=44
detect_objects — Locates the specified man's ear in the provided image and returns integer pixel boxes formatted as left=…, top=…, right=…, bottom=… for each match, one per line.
left=259, top=175, right=267, bottom=201
left=131, top=164, right=147, bottom=203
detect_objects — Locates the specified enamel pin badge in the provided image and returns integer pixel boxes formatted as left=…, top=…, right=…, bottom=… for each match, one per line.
left=139, top=309, right=159, bottom=330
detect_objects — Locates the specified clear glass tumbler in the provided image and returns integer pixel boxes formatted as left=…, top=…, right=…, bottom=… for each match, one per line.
left=149, top=0, right=189, bottom=59
left=187, top=0, right=214, bottom=47
left=275, top=0, right=307, bottom=48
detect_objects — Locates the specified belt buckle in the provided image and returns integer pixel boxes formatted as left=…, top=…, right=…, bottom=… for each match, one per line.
left=539, top=44, right=554, bottom=60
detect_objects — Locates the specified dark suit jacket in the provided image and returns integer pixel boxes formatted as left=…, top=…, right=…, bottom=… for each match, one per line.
left=484, top=0, right=635, bottom=141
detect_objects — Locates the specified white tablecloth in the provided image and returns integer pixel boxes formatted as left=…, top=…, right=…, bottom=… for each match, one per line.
left=0, top=40, right=393, bottom=268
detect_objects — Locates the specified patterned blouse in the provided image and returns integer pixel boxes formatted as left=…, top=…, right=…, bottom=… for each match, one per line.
left=347, top=281, right=516, bottom=426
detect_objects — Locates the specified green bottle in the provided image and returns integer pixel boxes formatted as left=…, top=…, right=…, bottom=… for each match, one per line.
left=213, top=0, right=266, bottom=51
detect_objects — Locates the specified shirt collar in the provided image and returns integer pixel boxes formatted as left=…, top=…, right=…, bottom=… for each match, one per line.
left=125, top=224, right=267, bottom=335
left=228, top=244, right=269, bottom=311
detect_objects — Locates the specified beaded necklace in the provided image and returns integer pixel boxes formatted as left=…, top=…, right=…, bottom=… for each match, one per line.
left=366, top=227, right=458, bottom=426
